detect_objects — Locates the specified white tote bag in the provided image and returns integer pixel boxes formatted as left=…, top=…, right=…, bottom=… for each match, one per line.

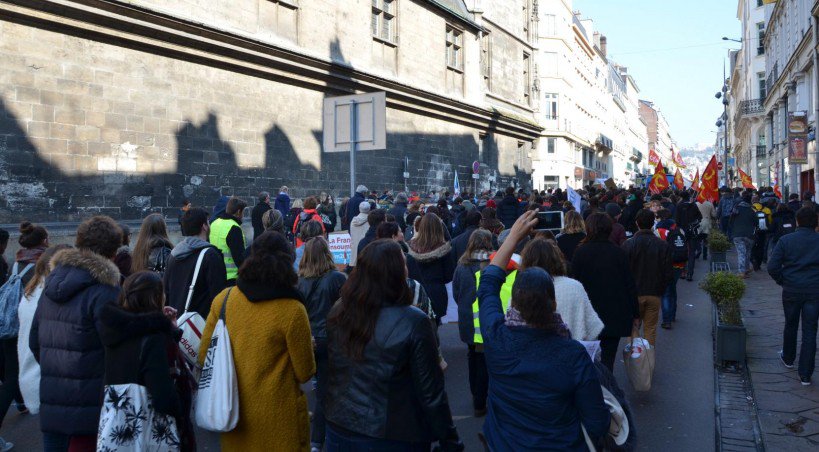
left=194, top=289, right=239, bottom=432
left=177, top=248, right=209, bottom=366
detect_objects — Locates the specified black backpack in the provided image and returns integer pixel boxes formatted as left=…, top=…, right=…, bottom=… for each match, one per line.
left=295, top=211, right=314, bottom=240
left=666, top=228, right=688, bottom=263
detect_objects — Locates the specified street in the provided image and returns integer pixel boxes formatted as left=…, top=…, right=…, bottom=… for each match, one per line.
left=0, top=268, right=715, bottom=451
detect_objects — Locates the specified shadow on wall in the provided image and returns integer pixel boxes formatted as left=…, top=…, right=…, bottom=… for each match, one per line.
left=0, top=98, right=525, bottom=223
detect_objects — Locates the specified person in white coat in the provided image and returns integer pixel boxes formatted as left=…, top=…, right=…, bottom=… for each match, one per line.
left=520, top=238, right=604, bottom=341
left=17, top=244, right=69, bottom=415
left=348, top=201, right=371, bottom=268
left=696, top=198, right=718, bottom=260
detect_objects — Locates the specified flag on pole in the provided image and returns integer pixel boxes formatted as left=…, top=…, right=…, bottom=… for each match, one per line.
left=673, top=149, right=687, bottom=168
left=648, top=149, right=661, bottom=167
left=673, top=168, right=685, bottom=190
left=691, top=168, right=701, bottom=192
left=697, top=155, right=720, bottom=203
left=738, top=167, right=756, bottom=189
left=453, top=171, right=461, bottom=196
left=567, top=186, right=582, bottom=213
left=649, top=161, right=670, bottom=194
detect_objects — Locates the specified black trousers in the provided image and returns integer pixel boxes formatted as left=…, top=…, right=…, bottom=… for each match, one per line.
left=312, top=337, right=328, bottom=445
left=0, top=337, right=22, bottom=428
left=467, top=344, right=488, bottom=411
left=599, top=336, right=621, bottom=373
left=751, top=231, right=768, bottom=269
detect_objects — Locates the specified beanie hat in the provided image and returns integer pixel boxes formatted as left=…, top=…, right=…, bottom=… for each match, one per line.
left=359, top=201, right=372, bottom=213
left=356, top=185, right=369, bottom=194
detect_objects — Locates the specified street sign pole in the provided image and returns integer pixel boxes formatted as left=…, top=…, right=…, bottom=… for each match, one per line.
left=349, top=100, right=357, bottom=199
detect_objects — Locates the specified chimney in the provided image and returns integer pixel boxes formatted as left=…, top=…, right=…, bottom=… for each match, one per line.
left=593, top=31, right=600, bottom=48
left=600, top=35, right=607, bottom=57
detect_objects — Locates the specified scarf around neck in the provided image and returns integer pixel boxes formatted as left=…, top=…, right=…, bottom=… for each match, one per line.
left=505, top=306, right=572, bottom=339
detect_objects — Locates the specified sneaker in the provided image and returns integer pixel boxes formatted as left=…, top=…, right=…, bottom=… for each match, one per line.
left=310, top=442, right=322, bottom=452
left=800, top=376, right=811, bottom=386
left=0, top=437, right=13, bottom=451
left=779, top=351, right=795, bottom=369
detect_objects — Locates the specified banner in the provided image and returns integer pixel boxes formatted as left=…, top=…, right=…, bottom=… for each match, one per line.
left=673, top=169, right=684, bottom=190
left=327, top=232, right=352, bottom=266
left=453, top=171, right=461, bottom=196
left=691, top=168, right=700, bottom=192
left=649, top=161, right=670, bottom=194
left=567, top=186, right=582, bottom=213
left=788, top=111, right=809, bottom=164
left=738, top=167, right=756, bottom=189
left=648, top=149, right=661, bottom=167
left=697, top=155, right=719, bottom=203
left=673, top=149, right=687, bottom=168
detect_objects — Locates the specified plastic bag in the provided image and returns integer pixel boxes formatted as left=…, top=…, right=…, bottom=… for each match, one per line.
left=622, top=337, right=655, bottom=392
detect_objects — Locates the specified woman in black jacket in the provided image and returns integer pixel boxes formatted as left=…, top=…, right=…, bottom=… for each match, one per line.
left=98, top=271, right=194, bottom=451
left=406, top=213, right=457, bottom=322
left=325, top=240, right=463, bottom=451
left=297, top=237, right=347, bottom=452
left=131, top=213, right=173, bottom=275
left=770, top=203, right=797, bottom=249
left=571, top=212, right=640, bottom=372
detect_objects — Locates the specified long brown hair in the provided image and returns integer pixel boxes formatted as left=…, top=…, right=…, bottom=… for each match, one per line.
left=520, top=238, right=567, bottom=277
left=24, top=244, right=71, bottom=297
left=581, top=212, right=613, bottom=243
left=562, top=210, right=585, bottom=235
left=131, top=214, right=172, bottom=273
left=298, top=237, right=336, bottom=279
left=119, top=271, right=164, bottom=313
left=409, top=213, right=446, bottom=254
left=327, top=240, right=412, bottom=360
left=459, top=229, right=494, bottom=265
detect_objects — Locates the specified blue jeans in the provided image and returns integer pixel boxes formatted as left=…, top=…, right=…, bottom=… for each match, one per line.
left=326, top=424, right=430, bottom=452
left=733, top=237, right=753, bottom=273
left=782, top=292, right=819, bottom=381
left=662, top=268, right=683, bottom=323
left=42, top=432, right=70, bottom=452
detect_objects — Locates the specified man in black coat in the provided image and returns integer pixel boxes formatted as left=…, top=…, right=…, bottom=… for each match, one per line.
left=450, top=210, right=483, bottom=261
left=389, top=192, right=410, bottom=232
left=622, top=209, right=674, bottom=342
left=343, top=185, right=368, bottom=231
left=164, top=208, right=227, bottom=318
left=674, top=191, right=703, bottom=281
left=251, top=191, right=272, bottom=240
left=497, top=187, right=521, bottom=229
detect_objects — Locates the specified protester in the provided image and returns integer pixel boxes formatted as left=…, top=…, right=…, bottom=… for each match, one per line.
left=770, top=202, right=797, bottom=251
left=787, top=193, right=802, bottom=213
left=31, top=216, right=122, bottom=451
left=209, top=197, right=248, bottom=285
left=294, top=220, right=325, bottom=272
left=251, top=191, right=272, bottom=239
left=768, top=207, right=819, bottom=386
left=572, top=212, right=640, bottom=371
left=163, top=207, right=227, bottom=318
left=405, top=201, right=423, bottom=235
left=198, top=231, right=315, bottom=451
left=113, top=223, right=132, bottom=278
left=296, top=237, right=346, bottom=452
left=622, top=209, right=674, bottom=345
left=293, top=197, right=326, bottom=248
left=356, top=208, right=386, bottom=257
left=389, top=192, right=410, bottom=232
left=730, top=193, right=757, bottom=277
left=654, top=208, right=686, bottom=328
left=274, top=186, right=291, bottom=220
left=556, top=210, right=586, bottom=264
left=452, top=229, right=494, bottom=417
left=98, top=271, right=193, bottom=451
left=519, top=238, right=604, bottom=341
left=450, top=210, right=482, bottom=261
left=348, top=201, right=371, bottom=268
left=696, top=194, right=718, bottom=260
left=317, top=193, right=338, bottom=232
left=131, top=213, right=173, bottom=275
left=497, top=187, right=521, bottom=229
left=325, top=240, right=463, bottom=450
left=605, top=203, right=627, bottom=246
left=479, top=207, right=504, bottom=236
left=210, top=189, right=231, bottom=224
left=407, top=213, right=457, bottom=321
left=751, top=196, right=773, bottom=271
left=620, top=194, right=644, bottom=236
left=343, top=185, right=368, bottom=231
left=0, top=230, right=8, bottom=285
left=675, top=191, right=703, bottom=281
left=718, top=188, right=738, bottom=238
left=476, top=210, right=610, bottom=450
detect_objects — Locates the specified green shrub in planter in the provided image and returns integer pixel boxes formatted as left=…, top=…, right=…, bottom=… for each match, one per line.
left=708, top=231, right=731, bottom=253
left=700, top=271, right=746, bottom=325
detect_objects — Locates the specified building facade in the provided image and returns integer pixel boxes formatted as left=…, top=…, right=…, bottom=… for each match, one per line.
left=638, top=100, right=675, bottom=166
left=0, top=0, right=541, bottom=222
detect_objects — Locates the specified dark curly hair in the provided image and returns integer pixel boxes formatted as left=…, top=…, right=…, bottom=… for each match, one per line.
left=75, top=216, right=122, bottom=258
left=238, top=231, right=297, bottom=288
left=18, top=221, right=48, bottom=249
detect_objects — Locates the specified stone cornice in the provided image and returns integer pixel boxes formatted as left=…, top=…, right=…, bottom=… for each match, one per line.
left=0, top=0, right=542, bottom=140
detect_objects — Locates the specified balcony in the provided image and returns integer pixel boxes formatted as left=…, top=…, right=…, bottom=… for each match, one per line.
left=740, top=99, right=764, bottom=116
left=766, top=61, right=778, bottom=99
left=630, top=148, right=643, bottom=163
left=596, top=134, right=613, bottom=153
left=756, top=145, right=767, bottom=158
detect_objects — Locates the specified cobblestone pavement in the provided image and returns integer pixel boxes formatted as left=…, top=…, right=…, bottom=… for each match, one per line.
left=741, top=264, right=819, bottom=449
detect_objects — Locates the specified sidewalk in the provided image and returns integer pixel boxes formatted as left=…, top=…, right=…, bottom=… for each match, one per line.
left=741, top=266, right=819, bottom=449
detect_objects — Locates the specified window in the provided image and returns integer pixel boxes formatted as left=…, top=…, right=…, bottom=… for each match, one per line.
left=544, top=93, right=558, bottom=120
left=372, top=0, right=397, bottom=44
left=547, top=138, right=555, bottom=154
left=446, top=25, right=463, bottom=70
left=758, top=72, right=766, bottom=99
left=543, top=14, right=556, bottom=36
left=523, top=52, right=531, bottom=105
left=757, top=22, right=765, bottom=55
left=481, top=33, right=492, bottom=90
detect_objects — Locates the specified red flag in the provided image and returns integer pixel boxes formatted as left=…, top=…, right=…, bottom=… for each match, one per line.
left=648, top=149, right=661, bottom=167
left=673, top=149, right=687, bottom=168
left=691, top=168, right=701, bottom=191
left=697, top=156, right=719, bottom=203
left=774, top=183, right=782, bottom=198
left=649, top=161, right=670, bottom=194
left=673, top=169, right=685, bottom=190
left=738, top=168, right=756, bottom=189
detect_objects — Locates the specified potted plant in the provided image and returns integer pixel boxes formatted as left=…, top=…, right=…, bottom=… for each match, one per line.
left=700, top=271, right=747, bottom=364
left=708, top=231, right=731, bottom=265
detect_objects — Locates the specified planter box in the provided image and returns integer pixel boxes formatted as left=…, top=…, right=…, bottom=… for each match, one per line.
left=716, top=322, right=746, bottom=363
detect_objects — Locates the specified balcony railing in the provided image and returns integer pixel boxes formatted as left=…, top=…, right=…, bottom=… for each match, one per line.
left=766, top=61, right=778, bottom=99
left=756, top=145, right=767, bottom=158
left=630, top=148, right=643, bottom=163
left=740, top=99, right=764, bottom=116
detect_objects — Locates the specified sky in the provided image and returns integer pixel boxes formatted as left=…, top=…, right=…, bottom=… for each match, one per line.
left=574, top=0, right=742, bottom=150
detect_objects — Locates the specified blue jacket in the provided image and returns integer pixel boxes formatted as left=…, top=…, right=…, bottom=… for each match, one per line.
left=274, top=192, right=291, bottom=219
left=30, top=248, right=120, bottom=435
left=477, top=265, right=610, bottom=451
left=767, top=228, right=819, bottom=294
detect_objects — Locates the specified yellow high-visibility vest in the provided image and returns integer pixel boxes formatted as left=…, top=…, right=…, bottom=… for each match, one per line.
left=472, top=269, right=516, bottom=344
left=209, top=218, right=245, bottom=281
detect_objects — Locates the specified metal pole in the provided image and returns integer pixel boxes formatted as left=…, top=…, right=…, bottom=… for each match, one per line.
left=349, top=100, right=357, bottom=198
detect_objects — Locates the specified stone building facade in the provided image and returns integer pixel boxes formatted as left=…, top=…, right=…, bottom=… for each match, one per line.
left=0, top=0, right=541, bottom=222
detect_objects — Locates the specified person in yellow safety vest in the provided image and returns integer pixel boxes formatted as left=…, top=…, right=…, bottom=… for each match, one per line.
left=473, top=254, right=520, bottom=344
left=209, top=197, right=248, bottom=285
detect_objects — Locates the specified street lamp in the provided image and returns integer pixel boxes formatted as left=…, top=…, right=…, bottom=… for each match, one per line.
left=722, top=37, right=742, bottom=43
left=716, top=78, right=731, bottom=186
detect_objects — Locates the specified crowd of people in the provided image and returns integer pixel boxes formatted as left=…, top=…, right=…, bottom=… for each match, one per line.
left=0, top=179, right=817, bottom=451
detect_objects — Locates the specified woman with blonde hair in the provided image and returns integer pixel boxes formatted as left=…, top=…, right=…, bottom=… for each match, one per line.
left=297, top=237, right=346, bottom=452
left=407, top=213, right=456, bottom=321
left=131, top=213, right=173, bottom=274
left=555, top=210, right=586, bottom=263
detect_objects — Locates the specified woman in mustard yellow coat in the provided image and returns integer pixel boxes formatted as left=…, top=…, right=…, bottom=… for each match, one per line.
left=199, top=231, right=316, bottom=451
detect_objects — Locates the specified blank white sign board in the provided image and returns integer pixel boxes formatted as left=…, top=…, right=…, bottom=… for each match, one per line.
left=323, top=92, right=386, bottom=152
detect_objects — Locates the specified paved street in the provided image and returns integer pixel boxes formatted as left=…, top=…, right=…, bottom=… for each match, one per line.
left=0, top=269, right=716, bottom=451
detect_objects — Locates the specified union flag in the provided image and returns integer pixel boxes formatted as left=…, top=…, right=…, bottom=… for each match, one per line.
left=697, top=155, right=719, bottom=203
left=738, top=167, right=756, bottom=190
left=673, top=169, right=685, bottom=190
left=673, top=149, right=687, bottom=168
left=649, top=161, right=670, bottom=194
left=648, top=149, right=661, bottom=166
left=691, top=168, right=701, bottom=192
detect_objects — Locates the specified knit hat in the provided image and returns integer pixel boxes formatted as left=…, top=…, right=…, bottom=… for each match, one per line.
left=356, top=185, right=369, bottom=194
left=359, top=201, right=372, bottom=213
